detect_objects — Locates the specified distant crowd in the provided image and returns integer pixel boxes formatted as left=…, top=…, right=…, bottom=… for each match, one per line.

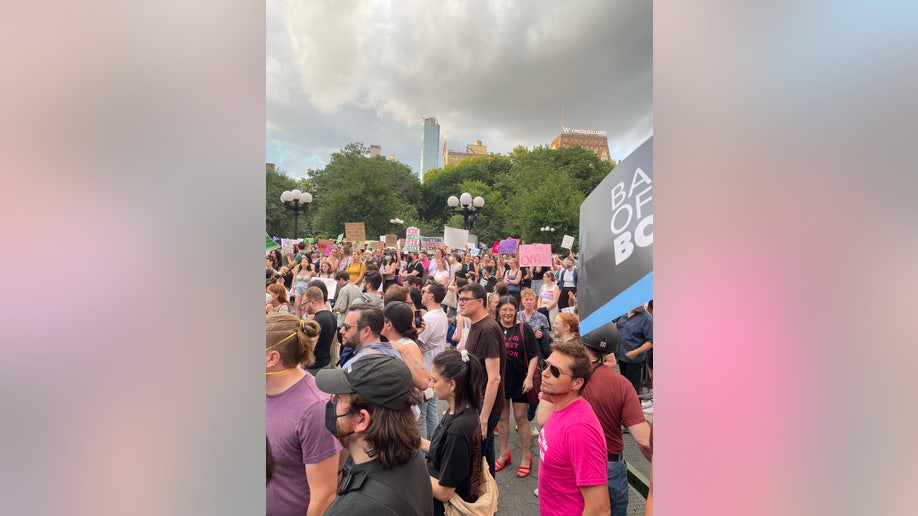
left=265, top=241, right=655, bottom=516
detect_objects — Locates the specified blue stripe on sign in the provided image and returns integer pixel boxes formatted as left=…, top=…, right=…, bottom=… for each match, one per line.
left=579, top=272, right=653, bottom=335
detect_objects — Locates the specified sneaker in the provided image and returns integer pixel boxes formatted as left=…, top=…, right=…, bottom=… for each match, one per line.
left=643, top=406, right=654, bottom=415
left=641, top=400, right=653, bottom=408
left=534, top=488, right=539, bottom=497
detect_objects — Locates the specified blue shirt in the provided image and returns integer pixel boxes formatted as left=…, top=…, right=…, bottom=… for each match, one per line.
left=614, top=310, right=653, bottom=363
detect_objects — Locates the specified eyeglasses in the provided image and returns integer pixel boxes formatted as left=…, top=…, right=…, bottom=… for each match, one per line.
left=342, top=323, right=359, bottom=332
left=458, top=297, right=481, bottom=304
left=540, top=359, right=574, bottom=378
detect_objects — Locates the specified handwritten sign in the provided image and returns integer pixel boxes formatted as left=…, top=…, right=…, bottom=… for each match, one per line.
left=561, top=234, right=575, bottom=249
left=266, top=233, right=280, bottom=251
left=491, top=241, right=500, bottom=254
left=344, top=222, right=366, bottom=243
left=497, top=238, right=519, bottom=255
left=518, top=244, right=553, bottom=267
left=421, top=236, right=443, bottom=251
left=404, top=227, right=420, bottom=253
left=385, top=234, right=397, bottom=247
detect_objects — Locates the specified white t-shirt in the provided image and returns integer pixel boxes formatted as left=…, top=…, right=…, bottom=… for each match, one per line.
left=418, top=308, right=448, bottom=369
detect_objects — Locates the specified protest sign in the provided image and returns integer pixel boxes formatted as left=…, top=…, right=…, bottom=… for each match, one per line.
left=317, top=239, right=334, bottom=252
left=518, top=243, right=552, bottom=267
left=324, top=244, right=336, bottom=257
left=497, top=238, right=519, bottom=255
left=421, top=236, right=443, bottom=251
left=317, top=277, right=337, bottom=300
left=469, top=247, right=480, bottom=257
left=404, top=227, right=420, bottom=252
left=491, top=241, right=500, bottom=254
left=344, top=222, right=366, bottom=243
left=369, top=241, right=384, bottom=250
left=579, top=136, right=653, bottom=336
left=281, top=238, right=302, bottom=254
left=385, top=234, right=397, bottom=247
left=336, top=233, right=344, bottom=243
left=266, top=233, right=280, bottom=251
left=561, top=234, right=575, bottom=249
left=443, top=226, right=469, bottom=249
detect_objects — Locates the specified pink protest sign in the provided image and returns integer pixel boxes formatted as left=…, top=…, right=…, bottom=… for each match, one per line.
left=518, top=243, right=552, bottom=267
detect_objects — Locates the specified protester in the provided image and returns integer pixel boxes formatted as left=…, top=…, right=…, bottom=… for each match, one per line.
left=299, top=286, right=338, bottom=374
left=504, top=257, right=523, bottom=305
left=381, top=250, right=399, bottom=291
left=267, top=283, right=292, bottom=315
left=553, top=311, right=582, bottom=344
left=518, top=288, right=552, bottom=359
left=292, top=255, right=315, bottom=298
left=345, top=250, right=366, bottom=287
left=538, top=270, right=561, bottom=324
left=316, top=259, right=335, bottom=279
left=316, top=354, right=434, bottom=516
left=333, top=271, right=362, bottom=330
left=494, top=296, right=539, bottom=479
left=458, top=283, right=505, bottom=478
left=581, top=326, right=653, bottom=516
left=416, top=282, right=449, bottom=439
left=535, top=341, right=610, bottom=516
left=381, top=301, right=431, bottom=391
left=557, top=256, right=578, bottom=312
left=421, top=349, right=486, bottom=516
left=614, top=305, right=654, bottom=396
left=265, top=314, right=340, bottom=516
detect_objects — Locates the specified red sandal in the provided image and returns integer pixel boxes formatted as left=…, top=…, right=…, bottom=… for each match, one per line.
left=495, top=451, right=512, bottom=472
left=516, top=456, right=532, bottom=478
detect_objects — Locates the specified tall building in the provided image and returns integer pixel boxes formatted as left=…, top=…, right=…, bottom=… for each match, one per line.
left=419, top=117, right=440, bottom=181
left=444, top=139, right=489, bottom=166
left=368, top=145, right=382, bottom=158
left=550, top=127, right=611, bottom=161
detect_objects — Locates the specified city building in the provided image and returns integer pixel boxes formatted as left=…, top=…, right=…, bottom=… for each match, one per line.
left=266, top=163, right=276, bottom=173
left=444, top=140, right=489, bottom=166
left=550, top=127, right=611, bottom=161
left=368, top=145, right=382, bottom=158
left=419, top=117, right=440, bottom=181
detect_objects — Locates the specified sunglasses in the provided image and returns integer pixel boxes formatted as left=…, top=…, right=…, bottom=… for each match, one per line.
left=540, top=359, right=574, bottom=378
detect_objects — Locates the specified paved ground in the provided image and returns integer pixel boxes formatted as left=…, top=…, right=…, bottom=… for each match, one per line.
left=436, top=399, right=652, bottom=515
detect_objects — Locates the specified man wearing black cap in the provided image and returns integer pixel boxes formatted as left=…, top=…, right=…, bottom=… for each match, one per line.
left=578, top=324, right=652, bottom=516
left=316, top=354, right=433, bottom=516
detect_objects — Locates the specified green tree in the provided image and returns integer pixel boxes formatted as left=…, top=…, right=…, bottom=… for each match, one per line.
left=308, top=143, right=421, bottom=241
left=266, top=167, right=300, bottom=238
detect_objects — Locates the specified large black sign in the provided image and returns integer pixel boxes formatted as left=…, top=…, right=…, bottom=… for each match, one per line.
left=579, top=136, right=653, bottom=335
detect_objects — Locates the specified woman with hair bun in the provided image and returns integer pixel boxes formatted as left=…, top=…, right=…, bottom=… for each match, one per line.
left=421, top=349, right=487, bottom=516
left=265, top=314, right=341, bottom=516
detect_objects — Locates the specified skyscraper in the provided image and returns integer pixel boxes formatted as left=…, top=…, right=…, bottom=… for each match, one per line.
left=419, top=116, right=440, bottom=181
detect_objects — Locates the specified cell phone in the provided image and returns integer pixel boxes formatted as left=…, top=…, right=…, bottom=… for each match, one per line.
left=414, top=310, right=423, bottom=328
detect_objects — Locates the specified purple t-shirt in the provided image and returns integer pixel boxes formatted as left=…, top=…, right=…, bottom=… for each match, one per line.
left=266, top=373, right=342, bottom=516
left=537, top=397, right=607, bottom=516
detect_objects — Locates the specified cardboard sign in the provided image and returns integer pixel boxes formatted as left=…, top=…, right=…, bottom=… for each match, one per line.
left=281, top=238, right=302, bottom=255
left=497, top=238, right=519, bottom=255
left=518, top=243, right=553, bottom=267
left=443, top=226, right=469, bottom=249
left=561, top=234, right=575, bottom=249
left=369, top=241, right=384, bottom=250
left=317, top=239, right=334, bottom=252
left=385, top=234, right=397, bottom=247
left=404, top=227, right=420, bottom=253
left=344, top=222, right=366, bottom=243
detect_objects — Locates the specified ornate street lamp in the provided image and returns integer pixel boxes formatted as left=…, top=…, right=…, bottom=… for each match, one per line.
left=447, top=192, right=485, bottom=231
left=280, top=189, right=313, bottom=239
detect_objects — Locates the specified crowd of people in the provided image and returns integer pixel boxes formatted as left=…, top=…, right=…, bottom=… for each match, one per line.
left=265, top=240, right=655, bottom=515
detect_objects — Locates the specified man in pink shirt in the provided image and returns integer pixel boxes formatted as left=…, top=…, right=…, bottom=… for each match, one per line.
left=536, top=340, right=610, bottom=516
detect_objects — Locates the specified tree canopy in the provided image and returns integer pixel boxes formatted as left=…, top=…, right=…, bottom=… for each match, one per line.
left=266, top=142, right=614, bottom=249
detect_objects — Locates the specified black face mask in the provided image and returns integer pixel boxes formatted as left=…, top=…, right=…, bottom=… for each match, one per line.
left=324, top=399, right=356, bottom=439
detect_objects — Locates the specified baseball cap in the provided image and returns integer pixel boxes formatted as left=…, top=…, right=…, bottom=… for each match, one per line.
left=316, top=354, right=414, bottom=410
left=581, top=323, right=620, bottom=355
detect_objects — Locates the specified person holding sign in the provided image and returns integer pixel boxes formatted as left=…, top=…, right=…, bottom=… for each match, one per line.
left=504, top=257, right=523, bottom=305
left=557, top=256, right=578, bottom=312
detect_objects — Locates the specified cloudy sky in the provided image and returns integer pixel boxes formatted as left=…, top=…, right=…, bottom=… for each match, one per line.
left=267, top=0, right=652, bottom=179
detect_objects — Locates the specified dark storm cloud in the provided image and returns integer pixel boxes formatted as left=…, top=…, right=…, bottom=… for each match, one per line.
left=267, top=0, right=651, bottom=177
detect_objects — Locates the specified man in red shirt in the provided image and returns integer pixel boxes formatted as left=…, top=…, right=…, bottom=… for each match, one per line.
left=581, top=324, right=652, bottom=516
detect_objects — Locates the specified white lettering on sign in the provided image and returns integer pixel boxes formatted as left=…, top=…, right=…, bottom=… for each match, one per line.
left=609, top=167, right=653, bottom=266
